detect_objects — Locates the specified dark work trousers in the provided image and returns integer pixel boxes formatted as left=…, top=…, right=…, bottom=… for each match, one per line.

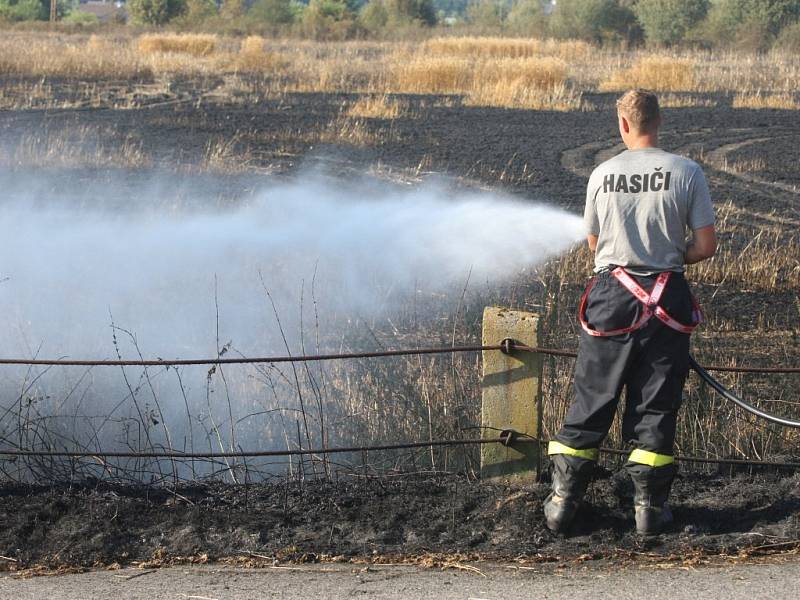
left=555, top=270, right=694, bottom=454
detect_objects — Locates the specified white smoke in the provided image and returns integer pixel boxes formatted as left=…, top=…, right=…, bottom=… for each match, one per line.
left=0, top=169, right=584, bottom=467
left=0, top=172, right=583, bottom=359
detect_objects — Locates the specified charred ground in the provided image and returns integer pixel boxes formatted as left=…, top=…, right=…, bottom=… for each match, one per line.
left=0, top=84, right=798, bottom=570
left=0, top=468, right=798, bottom=571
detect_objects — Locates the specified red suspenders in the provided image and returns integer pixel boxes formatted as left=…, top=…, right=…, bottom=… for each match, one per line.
left=579, top=267, right=703, bottom=337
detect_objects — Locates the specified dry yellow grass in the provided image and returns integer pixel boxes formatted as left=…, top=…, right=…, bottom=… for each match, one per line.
left=658, top=94, right=718, bottom=108
left=391, top=54, right=573, bottom=109
left=232, top=36, right=290, bottom=73
left=466, top=81, right=581, bottom=111
left=421, top=37, right=592, bottom=61
left=2, top=32, right=800, bottom=113
left=137, top=33, right=218, bottom=57
left=8, top=126, right=151, bottom=169
left=732, top=92, right=800, bottom=109
left=391, top=57, right=472, bottom=94
left=346, top=95, right=408, bottom=119
left=0, top=34, right=151, bottom=79
left=599, top=56, right=696, bottom=92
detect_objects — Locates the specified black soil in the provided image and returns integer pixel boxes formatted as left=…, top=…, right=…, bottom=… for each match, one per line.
left=1, top=468, right=799, bottom=570
left=0, top=85, right=798, bottom=570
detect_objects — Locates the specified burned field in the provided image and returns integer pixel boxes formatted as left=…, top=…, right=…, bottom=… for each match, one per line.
left=1, top=470, right=799, bottom=570
left=0, top=80, right=799, bottom=570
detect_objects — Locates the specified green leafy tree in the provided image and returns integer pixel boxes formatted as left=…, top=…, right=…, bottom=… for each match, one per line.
left=300, top=0, right=358, bottom=39
left=250, top=0, right=296, bottom=24
left=549, top=0, right=637, bottom=43
left=128, top=0, right=188, bottom=25
left=633, top=0, right=709, bottom=46
left=359, top=0, right=389, bottom=30
left=220, top=0, right=244, bottom=18
left=184, top=0, right=218, bottom=22
left=392, top=0, right=436, bottom=25
left=774, top=20, right=800, bottom=50
left=506, top=0, right=546, bottom=36
left=704, top=0, right=800, bottom=35
left=699, top=0, right=800, bottom=49
left=0, top=0, right=45, bottom=20
left=465, top=0, right=508, bottom=28
left=0, top=0, right=76, bottom=21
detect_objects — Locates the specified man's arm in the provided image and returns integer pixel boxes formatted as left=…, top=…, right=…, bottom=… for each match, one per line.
left=685, top=224, right=716, bottom=264
left=587, top=234, right=598, bottom=253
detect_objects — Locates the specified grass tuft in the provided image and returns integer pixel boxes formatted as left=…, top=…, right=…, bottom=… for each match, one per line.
left=346, top=95, right=408, bottom=119
left=732, top=92, right=800, bottom=110
left=137, top=33, right=218, bottom=57
left=421, top=37, right=592, bottom=61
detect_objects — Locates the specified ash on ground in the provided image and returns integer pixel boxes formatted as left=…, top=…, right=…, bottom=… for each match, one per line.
left=1, top=467, right=798, bottom=570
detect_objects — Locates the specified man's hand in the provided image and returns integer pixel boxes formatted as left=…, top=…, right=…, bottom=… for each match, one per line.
left=685, top=225, right=717, bottom=264
left=587, top=234, right=598, bottom=253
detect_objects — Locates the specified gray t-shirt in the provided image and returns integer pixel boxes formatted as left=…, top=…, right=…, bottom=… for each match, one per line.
left=584, top=147, right=715, bottom=274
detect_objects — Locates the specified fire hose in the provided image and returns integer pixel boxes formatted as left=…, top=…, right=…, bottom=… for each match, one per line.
left=499, top=340, right=800, bottom=430
left=688, top=355, right=800, bottom=429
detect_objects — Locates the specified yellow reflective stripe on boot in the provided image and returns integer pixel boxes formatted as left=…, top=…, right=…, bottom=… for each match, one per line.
left=548, top=441, right=599, bottom=461
left=629, top=449, right=674, bottom=467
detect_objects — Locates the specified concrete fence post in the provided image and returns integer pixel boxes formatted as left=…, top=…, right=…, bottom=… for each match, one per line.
left=480, top=307, right=542, bottom=482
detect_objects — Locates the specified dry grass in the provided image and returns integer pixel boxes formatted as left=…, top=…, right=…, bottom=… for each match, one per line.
left=6, top=126, right=151, bottom=169
left=3, top=32, right=800, bottom=112
left=421, top=36, right=593, bottom=61
left=137, top=33, right=218, bottom=57
left=346, top=95, right=409, bottom=119
left=658, top=94, right=719, bottom=108
left=599, top=56, right=696, bottom=92
left=732, top=92, right=800, bottom=110
left=688, top=200, right=800, bottom=290
left=234, top=35, right=290, bottom=73
left=391, top=54, right=576, bottom=110
left=0, top=33, right=151, bottom=79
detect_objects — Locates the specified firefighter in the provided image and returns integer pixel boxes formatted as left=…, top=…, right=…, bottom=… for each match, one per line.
left=544, top=89, right=717, bottom=536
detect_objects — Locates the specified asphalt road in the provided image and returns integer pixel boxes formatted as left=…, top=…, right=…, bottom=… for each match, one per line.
left=2, top=559, right=799, bottom=600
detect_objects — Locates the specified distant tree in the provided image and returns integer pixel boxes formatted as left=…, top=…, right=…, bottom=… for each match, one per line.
left=549, top=0, right=636, bottom=43
left=358, top=0, right=435, bottom=31
left=774, top=20, right=800, bottom=50
left=699, top=0, right=800, bottom=49
left=0, top=0, right=45, bottom=20
left=0, top=0, right=76, bottom=21
left=359, top=0, right=389, bottom=30
left=704, top=0, right=800, bottom=36
left=506, top=0, right=546, bottom=36
left=128, top=0, right=187, bottom=24
left=250, top=0, right=297, bottom=24
left=432, top=0, right=469, bottom=17
left=183, top=0, right=218, bottom=22
left=300, top=0, right=359, bottom=39
left=465, top=0, right=508, bottom=28
left=219, top=0, right=245, bottom=19
left=633, top=0, right=709, bottom=46
left=392, top=0, right=436, bottom=25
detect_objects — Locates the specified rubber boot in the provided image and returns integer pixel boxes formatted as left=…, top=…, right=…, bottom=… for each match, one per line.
left=627, top=462, right=677, bottom=536
left=543, top=454, right=595, bottom=534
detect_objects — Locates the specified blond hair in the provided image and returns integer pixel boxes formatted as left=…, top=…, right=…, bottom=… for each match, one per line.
left=616, top=89, right=660, bottom=131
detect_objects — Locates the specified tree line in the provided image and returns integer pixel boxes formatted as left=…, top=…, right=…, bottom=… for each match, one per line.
left=2, top=0, right=800, bottom=51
